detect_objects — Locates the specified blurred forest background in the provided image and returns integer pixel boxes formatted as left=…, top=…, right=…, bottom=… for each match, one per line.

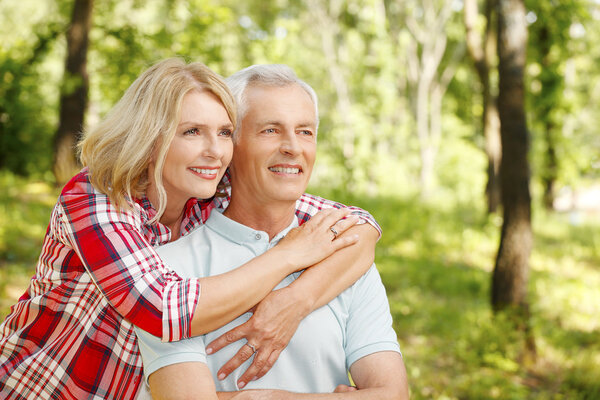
left=1, top=0, right=599, bottom=399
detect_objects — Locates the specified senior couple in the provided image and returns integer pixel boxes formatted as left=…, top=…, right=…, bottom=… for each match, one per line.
left=0, top=59, right=408, bottom=399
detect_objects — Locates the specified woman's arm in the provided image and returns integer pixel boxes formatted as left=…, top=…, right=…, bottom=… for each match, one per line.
left=287, top=222, right=379, bottom=309
left=206, top=222, right=378, bottom=388
left=189, top=208, right=361, bottom=335
left=60, top=176, right=357, bottom=342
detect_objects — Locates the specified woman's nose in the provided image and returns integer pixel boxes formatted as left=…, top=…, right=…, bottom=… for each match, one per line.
left=202, top=135, right=224, bottom=158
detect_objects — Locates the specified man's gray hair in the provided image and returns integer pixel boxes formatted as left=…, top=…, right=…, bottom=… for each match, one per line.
left=225, top=64, right=319, bottom=138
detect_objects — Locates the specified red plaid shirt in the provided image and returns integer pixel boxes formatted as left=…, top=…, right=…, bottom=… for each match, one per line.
left=0, top=169, right=380, bottom=399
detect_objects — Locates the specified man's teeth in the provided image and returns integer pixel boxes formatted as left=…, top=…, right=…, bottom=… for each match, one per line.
left=190, top=167, right=217, bottom=174
left=269, top=167, right=300, bottom=174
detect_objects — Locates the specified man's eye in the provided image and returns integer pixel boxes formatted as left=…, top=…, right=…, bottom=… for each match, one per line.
left=184, top=128, right=199, bottom=135
left=264, top=128, right=277, bottom=134
left=299, top=130, right=314, bottom=136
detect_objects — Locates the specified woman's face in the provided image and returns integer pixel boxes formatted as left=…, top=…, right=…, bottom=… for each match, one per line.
left=158, top=89, right=234, bottom=209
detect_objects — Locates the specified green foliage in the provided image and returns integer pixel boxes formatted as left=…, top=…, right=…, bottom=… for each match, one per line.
left=311, top=186, right=600, bottom=399
left=0, top=172, right=57, bottom=314
left=1, top=0, right=597, bottom=204
left=0, top=0, right=66, bottom=177
left=526, top=0, right=600, bottom=189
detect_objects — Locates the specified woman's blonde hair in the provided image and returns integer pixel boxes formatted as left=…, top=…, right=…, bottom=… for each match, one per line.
left=78, top=58, right=236, bottom=222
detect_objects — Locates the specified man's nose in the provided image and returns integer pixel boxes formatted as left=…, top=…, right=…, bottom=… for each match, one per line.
left=279, top=131, right=301, bottom=156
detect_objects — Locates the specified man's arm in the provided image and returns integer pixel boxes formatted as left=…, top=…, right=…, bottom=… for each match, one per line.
left=214, top=351, right=409, bottom=399
left=146, top=351, right=408, bottom=400
left=148, top=362, right=218, bottom=400
left=346, top=351, right=409, bottom=399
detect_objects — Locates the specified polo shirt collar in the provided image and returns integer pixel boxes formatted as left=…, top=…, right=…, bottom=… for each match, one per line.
left=206, top=209, right=299, bottom=247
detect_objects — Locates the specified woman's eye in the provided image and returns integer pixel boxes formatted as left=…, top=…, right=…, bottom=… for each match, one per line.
left=184, top=128, right=199, bottom=136
left=219, top=129, right=233, bottom=137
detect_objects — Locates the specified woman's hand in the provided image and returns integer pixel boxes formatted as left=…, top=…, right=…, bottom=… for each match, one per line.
left=206, top=286, right=305, bottom=389
left=206, top=210, right=360, bottom=389
left=274, top=208, right=360, bottom=271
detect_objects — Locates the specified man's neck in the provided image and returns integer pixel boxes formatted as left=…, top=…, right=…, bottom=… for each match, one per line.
left=224, top=196, right=297, bottom=240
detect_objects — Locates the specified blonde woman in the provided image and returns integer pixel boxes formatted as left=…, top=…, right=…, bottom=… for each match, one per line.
left=0, top=58, right=380, bottom=399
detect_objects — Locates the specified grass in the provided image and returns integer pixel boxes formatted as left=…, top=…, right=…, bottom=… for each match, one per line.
left=1, top=173, right=599, bottom=399
left=324, top=190, right=600, bottom=400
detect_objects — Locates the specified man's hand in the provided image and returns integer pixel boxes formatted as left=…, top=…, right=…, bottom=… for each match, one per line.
left=333, top=385, right=357, bottom=393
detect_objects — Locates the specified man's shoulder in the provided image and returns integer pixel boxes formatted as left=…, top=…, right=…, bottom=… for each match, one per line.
left=155, top=224, right=214, bottom=275
left=349, top=264, right=383, bottom=293
left=323, top=264, right=382, bottom=311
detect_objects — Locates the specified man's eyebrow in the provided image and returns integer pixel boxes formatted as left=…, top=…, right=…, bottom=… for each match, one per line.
left=258, top=120, right=316, bottom=128
left=258, top=120, right=283, bottom=126
left=296, top=121, right=317, bottom=128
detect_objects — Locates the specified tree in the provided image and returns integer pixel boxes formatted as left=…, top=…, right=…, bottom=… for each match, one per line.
left=464, top=0, right=501, bottom=213
left=53, top=0, right=93, bottom=184
left=388, top=0, right=465, bottom=198
left=492, top=0, right=535, bottom=359
left=526, top=0, right=588, bottom=210
left=305, top=0, right=360, bottom=189
left=0, top=26, right=60, bottom=175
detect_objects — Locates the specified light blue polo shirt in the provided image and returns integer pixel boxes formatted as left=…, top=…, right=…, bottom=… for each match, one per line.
left=135, top=209, right=400, bottom=393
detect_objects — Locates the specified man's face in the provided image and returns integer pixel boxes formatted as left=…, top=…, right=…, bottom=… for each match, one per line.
left=230, top=83, right=317, bottom=205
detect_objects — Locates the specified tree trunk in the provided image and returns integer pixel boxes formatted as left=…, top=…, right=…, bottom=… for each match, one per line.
left=538, top=26, right=559, bottom=210
left=464, top=0, right=502, bottom=213
left=404, top=0, right=454, bottom=199
left=542, top=121, right=558, bottom=210
left=53, top=0, right=93, bottom=185
left=492, top=0, right=536, bottom=360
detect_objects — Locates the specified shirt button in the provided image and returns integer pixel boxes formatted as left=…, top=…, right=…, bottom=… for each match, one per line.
left=255, top=233, right=262, bottom=240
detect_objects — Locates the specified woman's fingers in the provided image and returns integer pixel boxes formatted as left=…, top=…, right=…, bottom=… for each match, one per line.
left=255, top=350, right=281, bottom=381
left=215, top=339, right=256, bottom=382
left=304, top=208, right=350, bottom=229
left=235, top=347, right=278, bottom=389
left=206, top=323, right=247, bottom=355
left=329, top=214, right=360, bottom=240
left=278, top=208, right=361, bottom=269
left=303, top=209, right=359, bottom=241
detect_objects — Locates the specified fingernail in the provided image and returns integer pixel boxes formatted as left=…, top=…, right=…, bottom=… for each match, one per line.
left=238, top=381, right=246, bottom=389
left=252, top=376, right=258, bottom=381
left=206, top=347, right=213, bottom=354
left=218, top=373, right=226, bottom=380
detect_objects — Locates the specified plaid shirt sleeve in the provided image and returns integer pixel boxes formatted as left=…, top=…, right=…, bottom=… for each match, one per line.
left=57, top=177, right=200, bottom=342
left=295, top=193, right=382, bottom=237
